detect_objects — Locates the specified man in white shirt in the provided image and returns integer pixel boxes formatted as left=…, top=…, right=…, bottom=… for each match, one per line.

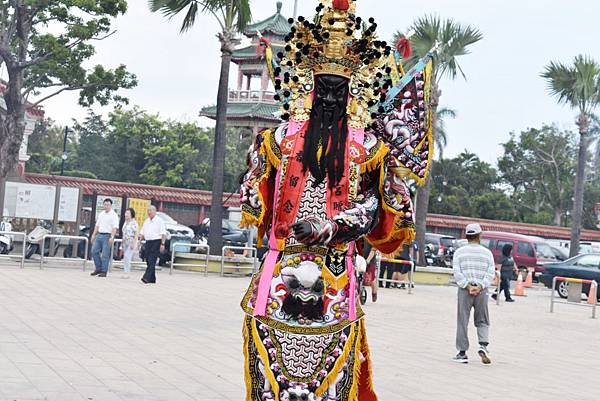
left=452, top=223, right=495, bottom=365
left=91, top=199, right=120, bottom=277
left=140, top=205, right=167, bottom=284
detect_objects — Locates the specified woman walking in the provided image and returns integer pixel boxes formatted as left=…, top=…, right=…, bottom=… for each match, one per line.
left=364, top=243, right=379, bottom=302
left=493, top=243, right=516, bottom=302
left=120, top=208, right=138, bottom=279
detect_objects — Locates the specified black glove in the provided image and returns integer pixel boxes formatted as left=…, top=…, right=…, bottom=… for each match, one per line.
left=290, top=221, right=314, bottom=244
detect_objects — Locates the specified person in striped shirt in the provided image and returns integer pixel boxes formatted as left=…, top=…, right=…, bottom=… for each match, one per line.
left=452, top=223, right=495, bottom=364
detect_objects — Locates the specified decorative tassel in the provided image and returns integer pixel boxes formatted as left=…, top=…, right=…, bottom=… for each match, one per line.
left=304, top=93, right=313, bottom=110
left=315, top=323, right=357, bottom=397
left=396, top=37, right=412, bottom=59
left=349, top=98, right=359, bottom=115
left=332, top=0, right=350, bottom=11
left=250, top=321, right=281, bottom=400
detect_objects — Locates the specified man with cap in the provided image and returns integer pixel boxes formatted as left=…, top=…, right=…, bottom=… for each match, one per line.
left=452, top=223, right=495, bottom=364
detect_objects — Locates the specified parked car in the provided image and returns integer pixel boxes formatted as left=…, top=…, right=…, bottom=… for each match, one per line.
left=539, top=254, right=600, bottom=300
left=424, top=233, right=456, bottom=267
left=156, top=212, right=194, bottom=240
left=139, top=212, right=194, bottom=266
left=191, top=219, right=248, bottom=246
left=549, top=246, right=568, bottom=262
left=479, top=231, right=557, bottom=277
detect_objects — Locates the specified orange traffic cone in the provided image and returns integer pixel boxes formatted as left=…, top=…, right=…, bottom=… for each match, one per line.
left=514, top=272, right=525, bottom=297
left=588, top=284, right=597, bottom=305
left=524, top=268, right=534, bottom=288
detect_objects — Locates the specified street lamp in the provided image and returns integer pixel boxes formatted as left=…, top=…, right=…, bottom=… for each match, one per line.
left=60, top=126, right=73, bottom=176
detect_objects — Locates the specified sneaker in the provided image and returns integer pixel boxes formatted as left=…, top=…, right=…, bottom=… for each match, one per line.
left=478, top=346, right=491, bottom=364
left=97, top=272, right=107, bottom=277
left=452, top=353, right=468, bottom=364
left=90, top=271, right=101, bottom=276
left=506, top=298, right=515, bottom=302
left=399, top=283, right=406, bottom=290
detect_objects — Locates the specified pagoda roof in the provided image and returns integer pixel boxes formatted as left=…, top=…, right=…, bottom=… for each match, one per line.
left=232, top=43, right=286, bottom=61
left=243, top=1, right=291, bottom=37
left=200, top=102, right=280, bottom=122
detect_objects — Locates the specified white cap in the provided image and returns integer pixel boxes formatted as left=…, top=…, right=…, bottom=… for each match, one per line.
left=465, top=223, right=482, bottom=235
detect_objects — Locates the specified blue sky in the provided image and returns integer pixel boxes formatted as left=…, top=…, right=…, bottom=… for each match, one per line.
left=41, top=0, right=600, bottom=165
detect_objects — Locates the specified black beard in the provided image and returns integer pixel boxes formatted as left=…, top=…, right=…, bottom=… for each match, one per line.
left=302, top=102, right=348, bottom=188
left=282, top=294, right=324, bottom=321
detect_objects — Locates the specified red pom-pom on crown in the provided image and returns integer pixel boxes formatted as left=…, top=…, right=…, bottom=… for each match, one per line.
left=332, top=0, right=350, bottom=11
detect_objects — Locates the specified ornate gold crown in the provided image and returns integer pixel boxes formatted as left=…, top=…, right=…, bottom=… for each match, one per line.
left=272, top=0, right=396, bottom=129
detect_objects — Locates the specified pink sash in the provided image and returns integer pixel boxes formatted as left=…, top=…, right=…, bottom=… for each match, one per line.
left=253, top=120, right=304, bottom=317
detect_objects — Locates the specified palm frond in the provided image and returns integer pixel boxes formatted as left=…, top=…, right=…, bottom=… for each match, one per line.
left=149, top=0, right=251, bottom=33
left=394, top=15, right=482, bottom=83
left=542, top=55, right=600, bottom=115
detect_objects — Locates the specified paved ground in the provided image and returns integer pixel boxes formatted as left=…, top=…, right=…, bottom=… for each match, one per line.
left=0, top=262, right=598, bottom=401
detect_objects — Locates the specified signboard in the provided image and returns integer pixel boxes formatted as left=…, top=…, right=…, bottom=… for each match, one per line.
left=58, top=187, right=80, bottom=222
left=3, top=182, right=56, bottom=220
left=95, top=195, right=122, bottom=218
left=127, top=198, right=151, bottom=230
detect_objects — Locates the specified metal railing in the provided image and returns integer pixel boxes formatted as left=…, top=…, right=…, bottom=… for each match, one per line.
left=228, top=90, right=276, bottom=103
left=550, top=276, right=597, bottom=319
left=170, top=243, right=210, bottom=276
left=40, top=234, right=88, bottom=271
left=379, top=258, right=415, bottom=295
left=0, top=231, right=26, bottom=269
left=108, top=239, right=147, bottom=272
left=221, top=246, right=257, bottom=277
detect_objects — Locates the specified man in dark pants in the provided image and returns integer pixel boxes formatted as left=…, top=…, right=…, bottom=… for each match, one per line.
left=140, top=205, right=166, bottom=284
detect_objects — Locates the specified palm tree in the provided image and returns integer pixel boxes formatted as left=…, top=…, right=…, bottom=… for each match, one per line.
left=542, top=56, right=600, bottom=257
left=394, top=16, right=482, bottom=265
left=149, top=0, right=252, bottom=253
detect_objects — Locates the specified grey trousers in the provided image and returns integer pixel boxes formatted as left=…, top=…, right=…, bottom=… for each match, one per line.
left=456, top=287, right=490, bottom=352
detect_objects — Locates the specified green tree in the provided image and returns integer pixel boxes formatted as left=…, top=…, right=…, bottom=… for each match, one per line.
left=0, top=1, right=137, bottom=180
left=395, top=16, right=482, bottom=264
left=27, top=119, right=69, bottom=174
left=429, top=151, right=513, bottom=220
left=542, top=55, right=600, bottom=256
left=149, top=0, right=252, bottom=252
left=106, top=108, right=163, bottom=183
left=582, top=183, right=600, bottom=230
left=141, top=122, right=212, bottom=189
left=71, top=112, right=114, bottom=180
left=499, top=125, right=576, bottom=226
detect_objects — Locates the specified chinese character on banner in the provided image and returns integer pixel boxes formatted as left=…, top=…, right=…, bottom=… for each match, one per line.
left=127, top=198, right=151, bottom=231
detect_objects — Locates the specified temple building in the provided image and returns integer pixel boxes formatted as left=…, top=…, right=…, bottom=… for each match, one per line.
left=200, top=2, right=291, bottom=136
left=0, top=80, right=45, bottom=178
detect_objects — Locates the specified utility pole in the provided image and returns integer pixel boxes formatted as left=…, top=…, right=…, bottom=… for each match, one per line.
left=60, top=127, right=72, bottom=176
left=293, top=0, right=298, bottom=19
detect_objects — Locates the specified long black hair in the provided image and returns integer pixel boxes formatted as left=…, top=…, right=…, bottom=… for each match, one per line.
left=303, top=106, right=348, bottom=187
left=502, top=243, right=513, bottom=257
left=302, top=75, right=349, bottom=188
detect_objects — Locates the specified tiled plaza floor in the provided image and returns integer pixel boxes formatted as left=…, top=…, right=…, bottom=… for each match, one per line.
left=0, top=263, right=597, bottom=401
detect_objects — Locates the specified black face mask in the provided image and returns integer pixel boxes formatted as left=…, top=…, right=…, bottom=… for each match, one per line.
left=302, top=74, right=349, bottom=188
